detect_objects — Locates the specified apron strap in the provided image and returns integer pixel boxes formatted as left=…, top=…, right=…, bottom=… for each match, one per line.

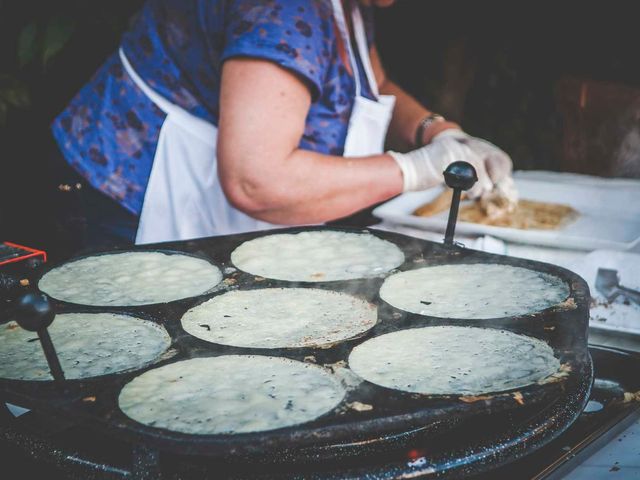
left=119, top=48, right=175, bottom=115
left=331, top=0, right=379, bottom=99
left=119, top=48, right=217, bottom=147
left=350, top=3, right=380, bottom=98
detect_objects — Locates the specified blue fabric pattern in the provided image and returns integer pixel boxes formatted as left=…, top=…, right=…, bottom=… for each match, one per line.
left=52, top=0, right=376, bottom=215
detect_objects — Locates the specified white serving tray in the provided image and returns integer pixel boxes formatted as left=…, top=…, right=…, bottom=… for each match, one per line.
left=373, top=172, right=640, bottom=251
left=569, top=250, right=640, bottom=337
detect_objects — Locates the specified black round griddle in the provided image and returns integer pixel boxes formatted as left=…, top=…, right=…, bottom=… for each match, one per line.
left=0, top=226, right=592, bottom=474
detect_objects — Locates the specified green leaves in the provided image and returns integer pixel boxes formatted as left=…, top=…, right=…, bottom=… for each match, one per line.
left=0, top=75, right=30, bottom=125
left=0, top=2, right=138, bottom=128
left=42, top=15, right=76, bottom=68
left=16, top=15, right=77, bottom=70
left=17, top=21, right=38, bottom=68
left=3, top=13, right=76, bottom=125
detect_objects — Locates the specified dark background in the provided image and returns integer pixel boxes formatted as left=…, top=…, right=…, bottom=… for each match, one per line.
left=2, top=0, right=640, bottom=259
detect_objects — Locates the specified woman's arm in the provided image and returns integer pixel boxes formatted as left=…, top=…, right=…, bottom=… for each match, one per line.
left=369, top=46, right=459, bottom=151
left=217, top=58, right=403, bottom=225
left=369, top=45, right=514, bottom=199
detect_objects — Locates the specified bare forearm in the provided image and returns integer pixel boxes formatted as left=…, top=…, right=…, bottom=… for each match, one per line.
left=381, top=80, right=429, bottom=151
left=381, top=79, right=459, bottom=151
left=225, top=149, right=402, bottom=224
left=218, top=58, right=404, bottom=225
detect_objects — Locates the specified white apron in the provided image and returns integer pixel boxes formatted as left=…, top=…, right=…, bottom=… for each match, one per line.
left=125, top=0, right=395, bottom=244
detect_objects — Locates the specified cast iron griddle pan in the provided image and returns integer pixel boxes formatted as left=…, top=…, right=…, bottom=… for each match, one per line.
left=0, top=226, right=592, bottom=461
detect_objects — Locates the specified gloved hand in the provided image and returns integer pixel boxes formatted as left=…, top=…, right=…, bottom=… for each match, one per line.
left=387, top=129, right=513, bottom=199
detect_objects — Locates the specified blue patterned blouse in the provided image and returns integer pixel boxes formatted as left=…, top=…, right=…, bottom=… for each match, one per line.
left=51, top=0, right=376, bottom=215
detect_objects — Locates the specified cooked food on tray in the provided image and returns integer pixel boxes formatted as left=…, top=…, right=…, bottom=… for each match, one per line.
left=413, top=188, right=578, bottom=230
left=0, top=313, right=171, bottom=381
left=38, top=251, right=222, bottom=306
left=230, top=230, right=404, bottom=282
left=380, top=264, right=569, bottom=319
left=118, top=356, right=345, bottom=435
left=181, top=288, right=377, bottom=349
left=348, top=326, right=560, bottom=395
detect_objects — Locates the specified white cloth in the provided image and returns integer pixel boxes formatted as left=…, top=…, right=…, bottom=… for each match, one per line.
left=121, top=0, right=394, bottom=244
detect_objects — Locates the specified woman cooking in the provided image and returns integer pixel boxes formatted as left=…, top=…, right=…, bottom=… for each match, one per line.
left=52, top=0, right=514, bottom=245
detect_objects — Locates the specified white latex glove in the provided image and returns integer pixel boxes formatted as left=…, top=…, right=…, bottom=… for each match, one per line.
left=388, top=129, right=513, bottom=199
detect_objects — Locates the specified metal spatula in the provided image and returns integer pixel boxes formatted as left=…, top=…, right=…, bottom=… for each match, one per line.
left=595, top=268, right=640, bottom=306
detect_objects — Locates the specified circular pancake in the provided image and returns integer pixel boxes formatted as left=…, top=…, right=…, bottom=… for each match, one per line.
left=380, top=264, right=569, bottom=319
left=230, top=231, right=404, bottom=282
left=118, top=356, right=345, bottom=435
left=181, top=288, right=377, bottom=349
left=39, top=251, right=222, bottom=306
left=0, top=313, right=171, bottom=381
left=348, top=326, right=560, bottom=395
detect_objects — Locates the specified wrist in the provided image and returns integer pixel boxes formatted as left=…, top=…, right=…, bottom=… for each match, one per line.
left=414, top=113, right=444, bottom=148
left=421, top=120, right=461, bottom=145
left=387, top=151, right=416, bottom=192
left=387, top=147, right=442, bottom=193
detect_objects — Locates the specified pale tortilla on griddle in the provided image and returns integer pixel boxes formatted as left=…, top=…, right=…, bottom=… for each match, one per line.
left=118, top=356, right=346, bottom=435
left=380, top=264, right=569, bottom=319
left=181, top=288, right=377, bottom=348
left=0, top=313, right=171, bottom=381
left=231, top=231, right=404, bottom=282
left=39, top=251, right=222, bottom=306
left=348, top=326, right=560, bottom=395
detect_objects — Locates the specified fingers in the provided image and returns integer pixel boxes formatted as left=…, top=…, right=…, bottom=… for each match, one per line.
left=466, top=157, right=493, bottom=199
left=484, top=150, right=513, bottom=184
left=466, top=138, right=513, bottom=184
left=450, top=142, right=492, bottom=199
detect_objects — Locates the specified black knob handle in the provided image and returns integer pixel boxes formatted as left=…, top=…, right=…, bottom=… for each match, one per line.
left=13, top=292, right=55, bottom=332
left=12, top=293, right=65, bottom=382
left=444, top=161, right=478, bottom=191
left=443, top=161, right=478, bottom=245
